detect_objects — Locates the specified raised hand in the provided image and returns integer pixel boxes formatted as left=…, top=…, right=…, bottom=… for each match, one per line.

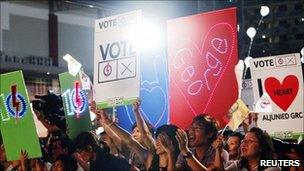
left=20, top=149, right=28, bottom=163
left=90, top=100, right=111, bottom=125
left=175, top=129, right=190, bottom=154
left=212, top=135, right=223, bottom=151
left=132, top=99, right=141, bottom=112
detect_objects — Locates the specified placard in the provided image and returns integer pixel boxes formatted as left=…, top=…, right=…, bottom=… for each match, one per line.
left=94, top=10, right=141, bottom=108
left=250, top=53, right=303, bottom=139
left=167, top=8, right=238, bottom=129
left=59, top=72, right=92, bottom=140
left=0, top=71, right=42, bottom=161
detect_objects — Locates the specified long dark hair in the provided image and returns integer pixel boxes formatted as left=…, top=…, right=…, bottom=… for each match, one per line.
left=239, top=127, right=274, bottom=171
left=149, top=124, right=180, bottom=171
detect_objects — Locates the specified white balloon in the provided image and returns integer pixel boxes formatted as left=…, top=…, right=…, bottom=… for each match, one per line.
left=301, top=57, right=304, bottom=64
left=246, top=27, right=256, bottom=39
left=300, top=47, right=304, bottom=56
left=260, top=6, right=270, bottom=17
left=244, top=56, right=253, bottom=68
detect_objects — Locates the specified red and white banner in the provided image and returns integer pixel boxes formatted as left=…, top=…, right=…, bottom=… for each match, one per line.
left=167, top=8, right=238, bottom=129
left=250, top=53, right=303, bottom=139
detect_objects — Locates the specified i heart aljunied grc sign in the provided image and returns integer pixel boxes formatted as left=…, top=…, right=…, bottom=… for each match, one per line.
left=250, top=53, right=303, bottom=139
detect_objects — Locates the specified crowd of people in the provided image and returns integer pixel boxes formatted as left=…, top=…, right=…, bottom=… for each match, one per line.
left=0, top=96, right=303, bottom=171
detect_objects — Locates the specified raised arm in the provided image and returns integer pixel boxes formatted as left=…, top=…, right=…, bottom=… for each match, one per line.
left=175, top=129, right=208, bottom=171
left=212, top=135, right=224, bottom=170
left=90, top=101, right=148, bottom=162
left=133, top=100, right=155, bottom=152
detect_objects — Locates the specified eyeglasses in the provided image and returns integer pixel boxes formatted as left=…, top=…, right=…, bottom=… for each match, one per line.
left=241, top=139, right=258, bottom=144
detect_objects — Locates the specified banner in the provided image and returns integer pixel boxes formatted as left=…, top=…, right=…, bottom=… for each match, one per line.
left=167, top=8, right=238, bottom=129
left=116, top=48, right=169, bottom=131
left=94, top=10, right=141, bottom=108
left=59, top=72, right=92, bottom=140
left=0, top=71, right=42, bottom=161
left=250, top=53, right=304, bottom=139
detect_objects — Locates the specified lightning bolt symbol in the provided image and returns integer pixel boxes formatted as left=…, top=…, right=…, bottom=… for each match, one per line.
left=11, top=85, right=20, bottom=121
left=75, top=81, right=81, bottom=119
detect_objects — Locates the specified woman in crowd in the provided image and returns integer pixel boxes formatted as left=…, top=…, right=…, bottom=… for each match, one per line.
left=224, top=127, right=280, bottom=171
left=147, top=124, right=180, bottom=171
left=92, top=100, right=181, bottom=171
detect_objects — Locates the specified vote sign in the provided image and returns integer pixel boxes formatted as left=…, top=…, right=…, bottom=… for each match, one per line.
left=167, top=8, right=238, bottom=129
left=0, top=71, right=42, bottom=161
left=94, top=10, right=141, bottom=108
left=250, top=53, right=303, bottom=139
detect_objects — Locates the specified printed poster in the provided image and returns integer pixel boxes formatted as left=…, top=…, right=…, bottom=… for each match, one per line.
left=250, top=53, right=303, bottom=139
left=59, top=72, right=92, bottom=140
left=167, top=8, right=238, bottom=129
left=94, top=10, right=141, bottom=108
left=0, top=71, right=42, bottom=161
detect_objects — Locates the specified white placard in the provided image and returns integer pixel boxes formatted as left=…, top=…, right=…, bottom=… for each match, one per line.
left=93, top=10, right=141, bottom=108
left=250, top=53, right=303, bottom=139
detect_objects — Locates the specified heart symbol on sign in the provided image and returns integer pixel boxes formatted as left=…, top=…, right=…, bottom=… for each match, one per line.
left=172, top=22, right=235, bottom=115
left=140, top=85, right=167, bottom=126
left=264, top=75, right=299, bottom=111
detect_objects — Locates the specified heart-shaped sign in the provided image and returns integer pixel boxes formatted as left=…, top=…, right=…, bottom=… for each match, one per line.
left=167, top=8, right=238, bottom=129
left=265, top=75, right=299, bottom=112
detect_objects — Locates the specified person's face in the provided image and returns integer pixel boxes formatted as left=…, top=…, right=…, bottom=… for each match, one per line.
left=241, top=132, right=260, bottom=159
left=131, top=127, right=142, bottom=143
left=51, top=160, right=64, bottom=171
left=188, top=121, right=207, bottom=147
left=155, top=133, right=168, bottom=155
left=228, top=136, right=241, bottom=152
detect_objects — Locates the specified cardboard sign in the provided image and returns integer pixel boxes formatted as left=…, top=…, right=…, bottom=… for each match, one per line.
left=250, top=53, right=304, bottom=139
left=94, top=10, right=141, bottom=108
left=0, top=71, right=42, bottom=161
left=228, top=99, right=250, bottom=131
left=116, top=48, right=169, bottom=131
left=167, top=8, right=238, bottom=129
left=59, top=72, right=92, bottom=140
